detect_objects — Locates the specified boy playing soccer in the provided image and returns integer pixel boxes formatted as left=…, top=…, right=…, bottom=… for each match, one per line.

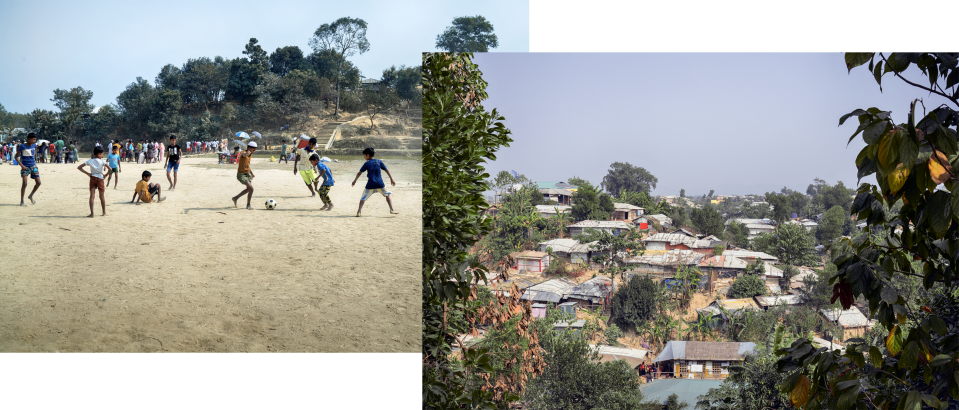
left=293, top=137, right=320, bottom=196
left=311, top=154, right=335, bottom=211
left=131, top=170, right=165, bottom=204
left=105, top=146, right=122, bottom=189
left=231, top=141, right=257, bottom=209
left=351, top=147, right=398, bottom=217
left=164, top=135, right=182, bottom=190
left=78, top=147, right=112, bottom=217
left=16, top=133, right=42, bottom=206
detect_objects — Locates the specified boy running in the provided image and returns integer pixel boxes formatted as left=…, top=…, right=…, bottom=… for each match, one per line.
left=78, top=147, right=112, bottom=217
left=16, top=133, right=42, bottom=206
left=311, top=154, right=335, bottom=211
left=105, top=146, right=122, bottom=189
left=279, top=141, right=288, bottom=164
left=293, top=137, right=320, bottom=196
left=164, top=135, right=182, bottom=190
left=131, top=170, right=165, bottom=204
left=231, top=142, right=257, bottom=209
left=351, top=147, right=398, bottom=217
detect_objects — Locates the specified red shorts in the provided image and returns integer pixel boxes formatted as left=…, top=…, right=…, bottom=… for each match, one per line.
left=89, top=176, right=105, bottom=192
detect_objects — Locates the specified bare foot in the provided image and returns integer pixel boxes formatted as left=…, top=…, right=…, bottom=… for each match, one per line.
left=312, top=192, right=316, bottom=197
left=356, top=212, right=362, bottom=217
left=87, top=214, right=94, bottom=218
left=19, top=202, right=26, bottom=207
left=102, top=213, right=107, bottom=216
left=246, top=205, right=253, bottom=210
left=232, top=196, right=238, bottom=208
left=390, top=210, right=399, bottom=214
left=158, top=196, right=166, bottom=202
left=28, top=197, right=35, bottom=204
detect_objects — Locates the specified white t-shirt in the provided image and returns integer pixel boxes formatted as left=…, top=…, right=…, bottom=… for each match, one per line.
left=296, top=148, right=316, bottom=172
left=85, top=158, right=107, bottom=179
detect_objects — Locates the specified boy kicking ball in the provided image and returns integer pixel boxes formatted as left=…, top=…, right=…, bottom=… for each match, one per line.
left=78, top=147, right=112, bottom=217
left=231, top=142, right=257, bottom=209
left=16, top=133, right=42, bottom=206
left=311, top=154, right=335, bottom=211
left=131, top=170, right=165, bottom=204
left=351, top=147, right=398, bottom=217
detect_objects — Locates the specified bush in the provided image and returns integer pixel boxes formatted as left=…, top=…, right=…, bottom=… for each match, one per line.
left=611, top=276, right=660, bottom=330
left=604, top=324, right=623, bottom=346
left=337, top=91, right=362, bottom=112
left=727, top=274, right=767, bottom=299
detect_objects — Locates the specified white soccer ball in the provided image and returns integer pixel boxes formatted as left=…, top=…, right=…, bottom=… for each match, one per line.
left=265, top=199, right=277, bottom=210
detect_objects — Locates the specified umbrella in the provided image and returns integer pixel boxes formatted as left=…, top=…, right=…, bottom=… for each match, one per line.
left=37, top=139, right=50, bottom=145
left=235, top=132, right=249, bottom=139
left=251, top=131, right=262, bottom=139
left=232, top=140, right=248, bottom=149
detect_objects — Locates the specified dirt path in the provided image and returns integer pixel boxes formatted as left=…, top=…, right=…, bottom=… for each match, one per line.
left=0, top=156, right=421, bottom=352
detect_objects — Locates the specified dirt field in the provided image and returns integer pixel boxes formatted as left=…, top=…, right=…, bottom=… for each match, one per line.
left=0, top=155, right=421, bottom=352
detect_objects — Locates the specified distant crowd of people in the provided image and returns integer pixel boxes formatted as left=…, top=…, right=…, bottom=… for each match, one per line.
left=1, top=137, right=79, bottom=164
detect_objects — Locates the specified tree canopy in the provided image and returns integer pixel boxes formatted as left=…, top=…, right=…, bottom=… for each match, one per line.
left=570, top=181, right=614, bottom=221
left=600, top=161, right=658, bottom=196
left=435, top=15, right=499, bottom=53
left=690, top=205, right=725, bottom=237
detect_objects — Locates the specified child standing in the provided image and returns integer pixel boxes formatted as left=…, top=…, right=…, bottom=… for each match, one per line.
left=351, top=147, right=398, bottom=217
left=164, top=135, right=181, bottom=190
left=279, top=141, right=288, bottom=164
left=16, top=133, right=42, bottom=206
left=78, top=147, right=111, bottom=217
left=231, top=142, right=257, bottom=209
left=131, top=170, right=165, bottom=204
left=311, top=154, right=335, bottom=211
left=105, top=146, right=122, bottom=189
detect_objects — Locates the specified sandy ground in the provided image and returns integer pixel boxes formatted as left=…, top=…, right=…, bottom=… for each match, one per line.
left=0, top=155, right=421, bottom=352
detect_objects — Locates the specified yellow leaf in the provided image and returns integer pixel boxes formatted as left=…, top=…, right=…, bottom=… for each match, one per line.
left=887, top=325, right=903, bottom=356
left=929, top=151, right=953, bottom=185
left=791, top=375, right=812, bottom=407
left=888, top=164, right=911, bottom=194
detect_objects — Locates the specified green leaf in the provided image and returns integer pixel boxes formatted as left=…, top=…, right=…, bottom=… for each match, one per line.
left=900, top=137, right=919, bottom=169
left=869, top=346, right=884, bottom=367
left=898, top=390, right=921, bottom=410
left=887, top=325, right=903, bottom=356
left=840, top=109, right=868, bottom=126
left=846, top=53, right=874, bottom=73
left=878, top=129, right=900, bottom=171
left=881, top=286, right=899, bottom=304
left=900, top=341, right=921, bottom=370
left=931, top=315, right=948, bottom=335
left=921, top=394, right=942, bottom=408
left=864, top=120, right=890, bottom=144
left=930, top=354, right=952, bottom=367
left=874, top=61, right=884, bottom=89
left=837, top=383, right=859, bottom=409
left=929, top=191, right=952, bottom=237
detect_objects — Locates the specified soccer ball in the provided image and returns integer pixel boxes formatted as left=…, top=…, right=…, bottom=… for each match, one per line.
left=265, top=199, right=277, bottom=210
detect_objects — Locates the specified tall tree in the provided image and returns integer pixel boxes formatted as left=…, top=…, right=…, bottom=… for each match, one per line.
left=764, top=191, right=791, bottom=223
left=571, top=181, right=614, bottom=221
left=708, top=189, right=715, bottom=198
left=51, top=86, right=94, bottom=139
left=567, top=176, right=588, bottom=187
left=724, top=220, right=749, bottom=248
left=753, top=223, right=818, bottom=267
left=600, top=161, right=658, bottom=196
left=690, top=205, right=725, bottom=237
left=817, top=205, right=845, bottom=244
left=697, top=347, right=790, bottom=410
left=116, top=77, right=156, bottom=138
left=435, top=15, right=499, bottom=53
left=360, top=87, right=399, bottom=129
left=680, top=188, right=686, bottom=198
left=148, top=88, right=183, bottom=135
left=269, top=45, right=310, bottom=77
left=309, top=17, right=370, bottom=117
left=155, top=64, right=182, bottom=90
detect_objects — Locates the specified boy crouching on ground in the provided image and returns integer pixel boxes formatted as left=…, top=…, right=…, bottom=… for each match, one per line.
left=131, top=170, right=166, bottom=205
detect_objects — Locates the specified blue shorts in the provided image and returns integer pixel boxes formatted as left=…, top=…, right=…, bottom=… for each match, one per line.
left=20, top=166, right=39, bottom=179
left=361, top=188, right=391, bottom=200
left=166, top=162, right=179, bottom=173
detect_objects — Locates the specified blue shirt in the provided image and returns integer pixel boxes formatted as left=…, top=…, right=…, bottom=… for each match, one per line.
left=359, top=159, right=387, bottom=189
left=17, top=143, right=36, bottom=167
left=317, top=162, right=334, bottom=186
left=107, top=153, right=120, bottom=169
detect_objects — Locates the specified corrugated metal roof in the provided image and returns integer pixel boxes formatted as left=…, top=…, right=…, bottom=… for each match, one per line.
left=567, top=276, right=613, bottom=301
left=590, top=344, right=648, bottom=359
left=745, top=223, right=777, bottom=230
left=652, top=341, right=756, bottom=362
left=613, top=203, right=644, bottom=211
left=520, top=278, right=578, bottom=303
left=567, top=220, right=633, bottom=229
left=539, top=238, right=580, bottom=253
left=699, top=254, right=748, bottom=269
left=492, top=276, right=548, bottom=292
left=821, top=308, right=870, bottom=327
left=764, top=262, right=784, bottom=277
left=509, top=250, right=548, bottom=259
left=640, top=379, right=724, bottom=407
left=754, top=295, right=802, bottom=307
left=722, top=250, right=779, bottom=263
left=521, top=290, right=562, bottom=303
left=715, top=299, right=760, bottom=311
left=627, top=249, right=705, bottom=266
left=536, top=181, right=577, bottom=190
left=553, top=319, right=586, bottom=329
left=535, top=204, right=571, bottom=213
left=539, top=188, right=574, bottom=195
left=729, top=218, right=774, bottom=225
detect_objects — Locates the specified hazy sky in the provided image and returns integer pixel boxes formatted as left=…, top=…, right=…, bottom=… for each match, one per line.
left=0, top=0, right=528, bottom=114
left=473, top=53, right=954, bottom=197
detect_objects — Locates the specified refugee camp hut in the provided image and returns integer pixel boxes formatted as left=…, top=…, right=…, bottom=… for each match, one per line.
left=509, top=250, right=552, bottom=273
left=566, top=220, right=632, bottom=237
left=557, top=301, right=578, bottom=316
left=535, top=204, right=571, bottom=217
left=565, top=275, right=613, bottom=308
left=762, top=262, right=784, bottom=293
left=531, top=303, right=548, bottom=319
left=520, top=277, right=577, bottom=304
left=491, top=276, right=547, bottom=297
left=590, top=344, right=650, bottom=374
left=612, top=203, right=644, bottom=221
left=754, top=294, right=803, bottom=310
left=635, top=216, right=649, bottom=231
left=626, top=250, right=705, bottom=277
left=553, top=319, right=587, bottom=336
left=697, top=254, right=748, bottom=291
left=696, top=299, right=761, bottom=325
left=721, top=250, right=779, bottom=264
left=647, top=213, right=673, bottom=228
left=538, top=238, right=597, bottom=264
left=790, top=267, right=818, bottom=291
left=539, top=188, right=575, bottom=205
left=652, top=341, right=757, bottom=379
left=821, top=308, right=873, bottom=339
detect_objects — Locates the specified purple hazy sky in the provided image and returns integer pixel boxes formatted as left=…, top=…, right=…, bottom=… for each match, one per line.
left=0, top=0, right=528, bottom=114
left=472, top=53, right=953, bottom=197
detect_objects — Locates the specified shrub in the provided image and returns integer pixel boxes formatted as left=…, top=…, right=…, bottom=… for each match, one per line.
left=604, top=324, right=623, bottom=346
left=611, top=276, right=660, bottom=330
left=727, top=274, right=767, bottom=299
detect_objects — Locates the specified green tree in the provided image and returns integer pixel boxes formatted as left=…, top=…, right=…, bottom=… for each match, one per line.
left=708, top=189, right=715, bottom=198
left=51, top=86, right=94, bottom=139
left=788, top=191, right=810, bottom=217
left=116, top=77, right=156, bottom=138
left=589, top=228, right=643, bottom=279
left=391, top=65, right=422, bottom=119
left=269, top=45, right=311, bottom=77
left=611, top=275, right=660, bottom=330
left=155, top=64, right=182, bottom=90
left=666, top=393, right=690, bottom=410
left=764, top=191, right=792, bottom=223
left=815, top=180, right=855, bottom=213
left=817, top=205, right=846, bottom=244
left=680, top=188, right=686, bottom=197
left=435, top=15, right=499, bottom=53
left=727, top=274, right=766, bottom=299
left=776, top=52, right=959, bottom=410
left=752, top=223, right=818, bottom=266
left=696, top=347, right=789, bottom=410
left=360, top=87, right=399, bottom=130
left=479, top=185, right=544, bottom=270
left=600, top=161, right=658, bottom=197
left=226, top=57, right=261, bottom=104
left=570, top=181, right=613, bottom=221
left=148, top=88, right=183, bottom=135
left=690, top=205, right=725, bottom=237
left=724, top=221, right=749, bottom=248
left=567, top=176, right=588, bottom=187
left=423, top=52, right=514, bottom=410
left=604, top=324, right=623, bottom=345
left=309, top=17, right=370, bottom=117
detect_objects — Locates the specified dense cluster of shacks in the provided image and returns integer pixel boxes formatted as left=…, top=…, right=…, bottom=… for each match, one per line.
left=474, top=183, right=871, bottom=406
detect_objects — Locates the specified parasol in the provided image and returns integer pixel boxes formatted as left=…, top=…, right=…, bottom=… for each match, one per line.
left=251, top=131, right=262, bottom=139
left=37, top=139, right=50, bottom=145
left=235, top=132, right=250, bottom=139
